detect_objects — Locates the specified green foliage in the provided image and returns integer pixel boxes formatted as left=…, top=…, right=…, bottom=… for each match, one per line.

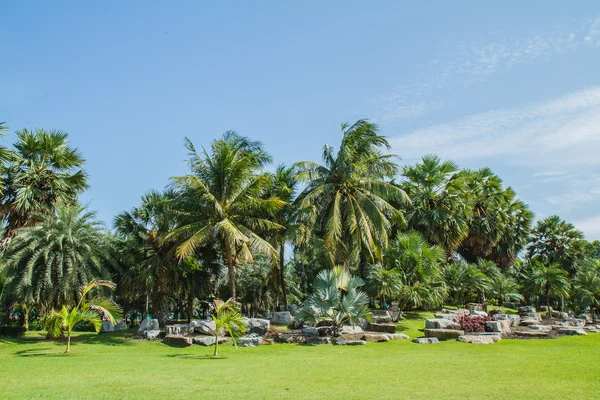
left=528, top=216, right=585, bottom=273
left=210, top=298, right=247, bottom=357
left=295, top=266, right=372, bottom=334
left=443, top=262, right=491, bottom=306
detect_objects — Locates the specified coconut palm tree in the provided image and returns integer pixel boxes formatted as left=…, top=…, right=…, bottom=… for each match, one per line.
left=295, top=266, right=372, bottom=335
left=44, top=280, right=121, bottom=354
left=400, top=155, right=471, bottom=257
left=3, top=205, right=114, bottom=318
left=294, top=120, right=409, bottom=267
left=210, top=298, right=247, bottom=357
left=169, top=133, right=284, bottom=299
left=0, top=128, right=88, bottom=243
left=528, top=216, right=585, bottom=274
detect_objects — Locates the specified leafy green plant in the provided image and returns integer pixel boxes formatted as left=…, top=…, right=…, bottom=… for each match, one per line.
left=210, top=298, right=247, bottom=357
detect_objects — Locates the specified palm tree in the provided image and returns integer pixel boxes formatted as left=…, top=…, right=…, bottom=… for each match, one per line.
left=443, top=262, right=491, bottom=306
left=400, top=155, right=471, bottom=257
left=3, top=205, right=114, bottom=321
left=294, top=120, right=409, bottom=267
left=522, top=259, right=570, bottom=316
left=488, top=198, right=533, bottom=270
left=572, top=266, right=600, bottom=322
left=528, top=216, right=585, bottom=274
left=0, top=128, right=88, bottom=243
left=295, top=266, right=372, bottom=335
left=44, top=280, right=121, bottom=354
left=210, top=298, right=247, bottom=357
left=364, top=264, right=402, bottom=308
left=168, top=133, right=284, bottom=299
left=114, top=190, right=181, bottom=325
left=489, top=274, right=523, bottom=306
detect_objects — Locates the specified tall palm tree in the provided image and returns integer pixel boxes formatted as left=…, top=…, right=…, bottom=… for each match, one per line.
left=489, top=274, right=523, bottom=306
left=400, top=155, right=471, bottom=257
left=3, top=205, right=114, bottom=322
left=168, top=133, right=284, bottom=299
left=488, top=198, right=533, bottom=270
left=522, top=259, right=570, bottom=316
left=572, top=266, right=600, bottom=322
left=294, top=120, right=409, bottom=267
left=528, top=216, right=585, bottom=274
left=114, top=190, right=181, bottom=325
left=0, top=128, right=88, bottom=242
left=44, top=280, right=121, bottom=354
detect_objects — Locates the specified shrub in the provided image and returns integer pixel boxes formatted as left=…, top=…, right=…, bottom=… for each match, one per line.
left=459, top=315, right=495, bottom=333
left=0, top=325, right=26, bottom=338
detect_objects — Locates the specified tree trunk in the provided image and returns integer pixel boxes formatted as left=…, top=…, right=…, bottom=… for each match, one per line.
left=214, top=333, right=219, bottom=357
left=187, top=295, right=194, bottom=323
left=66, top=332, right=72, bottom=354
left=279, top=243, right=288, bottom=308
left=225, top=240, right=236, bottom=300
left=21, top=307, right=29, bottom=331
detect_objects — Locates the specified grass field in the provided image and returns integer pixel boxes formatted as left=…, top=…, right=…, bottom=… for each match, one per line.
left=1, top=313, right=599, bottom=399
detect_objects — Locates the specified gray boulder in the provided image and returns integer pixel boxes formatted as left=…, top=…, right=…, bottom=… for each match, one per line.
left=246, top=318, right=270, bottom=336
left=191, top=319, right=223, bottom=335
left=306, top=336, right=331, bottom=345
left=458, top=335, right=501, bottom=344
left=165, top=324, right=195, bottom=337
left=238, top=333, right=262, bottom=347
left=286, top=304, right=299, bottom=314
left=333, top=339, right=366, bottom=346
left=425, top=318, right=461, bottom=330
left=268, top=311, right=292, bottom=325
left=164, top=335, right=192, bottom=347
left=144, top=330, right=161, bottom=340
left=558, top=327, right=587, bottom=336
left=434, top=313, right=460, bottom=322
left=413, top=337, right=439, bottom=344
left=387, top=333, right=410, bottom=340
left=470, top=310, right=488, bottom=317
left=363, top=334, right=390, bottom=342
left=424, top=329, right=464, bottom=341
left=367, top=323, right=396, bottom=333
left=100, top=321, right=115, bottom=333
left=527, top=325, right=552, bottom=333
left=192, top=336, right=230, bottom=346
left=518, top=305, right=536, bottom=314
left=137, top=319, right=159, bottom=336
left=302, top=327, right=318, bottom=337
left=341, top=325, right=363, bottom=334
left=372, top=310, right=393, bottom=324
left=114, top=321, right=127, bottom=331
left=485, top=321, right=511, bottom=335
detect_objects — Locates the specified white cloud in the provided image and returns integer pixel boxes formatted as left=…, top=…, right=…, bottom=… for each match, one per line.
left=573, top=215, right=600, bottom=241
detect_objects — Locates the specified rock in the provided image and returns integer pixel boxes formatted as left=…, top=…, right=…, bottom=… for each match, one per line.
left=425, top=318, right=461, bottom=330
left=528, top=325, right=553, bottom=333
left=551, top=310, right=569, bottom=319
left=557, top=327, right=587, bottom=336
left=372, top=310, right=393, bottom=324
left=520, top=319, right=541, bottom=327
left=339, top=332, right=365, bottom=341
left=100, top=321, right=115, bottom=333
left=508, top=315, right=521, bottom=326
left=137, top=319, right=159, bottom=336
left=489, top=308, right=505, bottom=316
left=261, top=338, right=274, bottom=345
left=238, top=333, right=262, bottom=347
left=387, top=333, right=410, bottom=340
left=424, top=329, right=464, bottom=341
left=363, top=334, right=390, bottom=342
left=502, top=302, right=520, bottom=309
left=333, top=339, right=366, bottom=346
left=412, top=337, right=439, bottom=344
left=583, top=325, right=600, bottom=333
left=518, top=306, right=536, bottom=314
left=268, top=311, right=293, bottom=325
left=306, top=336, right=331, bottom=345
left=144, top=330, right=161, bottom=340
left=246, top=318, right=270, bottom=336
left=275, top=333, right=306, bottom=344
left=388, top=305, right=403, bottom=322
left=485, top=321, right=511, bottom=335
left=434, top=313, right=460, bottom=322
left=192, top=336, right=230, bottom=346
left=513, top=330, right=549, bottom=338
left=565, top=318, right=586, bottom=327
left=114, top=321, right=127, bottom=331
left=287, top=304, right=299, bottom=314
left=165, top=324, right=195, bottom=337
left=470, top=310, right=488, bottom=317
left=302, top=327, right=318, bottom=337
left=164, top=335, right=192, bottom=347
left=190, top=319, right=225, bottom=336
left=367, top=323, right=396, bottom=333
left=341, top=325, right=363, bottom=334
left=458, top=335, right=501, bottom=344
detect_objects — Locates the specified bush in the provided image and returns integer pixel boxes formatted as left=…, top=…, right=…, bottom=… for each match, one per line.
left=459, top=315, right=495, bottom=333
left=73, top=319, right=96, bottom=332
left=0, top=325, right=26, bottom=338
left=28, top=318, right=44, bottom=331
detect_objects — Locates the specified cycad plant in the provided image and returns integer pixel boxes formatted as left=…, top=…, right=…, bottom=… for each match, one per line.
left=295, top=266, right=372, bottom=336
left=44, top=280, right=121, bottom=354
left=210, top=298, right=247, bottom=357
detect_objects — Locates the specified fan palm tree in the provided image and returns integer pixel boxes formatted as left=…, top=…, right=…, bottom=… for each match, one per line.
left=294, top=120, right=409, bottom=267
left=400, top=155, right=471, bottom=257
left=443, top=262, right=491, bottom=306
left=572, top=267, right=600, bottom=323
left=210, top=298, right=247, bottom=357
left=364, top=264, right=402, bottom=308
left=489, top=274, right=523, bottom=306
left=528, top=216, right=585, bottom=274
left=168, top=133, right=284, bottom=299
left=522, top=259, right=570, bottom=317
left=489, top=198, right=533, bottom=270
left=114, top=190, right=181, bottom=325
left=295, top=266, right=372, bottom=335
left=0, top=128, right=88, bottom=243
left=3, top=205, right=114, bottom=317
left=44, top=280, right=121, bottom=354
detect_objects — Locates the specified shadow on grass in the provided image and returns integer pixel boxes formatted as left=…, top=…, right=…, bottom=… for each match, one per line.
left=13, top=348, right=66, bottom=357
left=165, top=353, right=226, bottom=360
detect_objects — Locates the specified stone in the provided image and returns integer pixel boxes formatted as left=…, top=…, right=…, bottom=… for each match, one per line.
left=528, top=325, right=552, bottom=333
left=458, top=335, right=501, bottom=344
left=363, top=334, right=390, bottom=342
left=306, top=336, right=331, bottom=345
left=552, top=310, right=569, bottom=319
left=503, top=302, right=520, bottom=309
left=190, top=319, right=225, bottom=336
left=165, top=324, right=195, bottom=337
left=137, top=319, right=159, bottom=336
left=164, top=335, right=192, bottom=347
left=565, top=318, right=586, bottom=327
left=333, top=339, right=366, bottom=346
left=372, top=310, right=393, bottom=324
left=114, top=321, right=127, bottom=331
left=388, top=305, right=403, bottom=322
left=424, top=329, right=464, bottom=341
left=557, top=327, right=587, bottom=336
left=485, top=321, right=511, bottom=335
left=513, top=330, right=549, bottom=338
left=341, top=325, right=363, bottom=334
left=508, top=315, right=521, bottom=326
left=425, top=318, right=461, bottom=330
left=470, top=310, right=488, bottom=317
left=518, top=306, right=536, bottom=314
left=144, top=330, right=161, bottom=340
left=412, top=337, right=439, bottom=344
left=583, top=325, right=600, bottom=333
left=367, top=323, right=396, bottom=333
left=238, top=333, right=262, bottom=347
left=261, top=338, right=274, bottom=345
left=489, top=308, right=505, bottom=316
left=302, top=327, right=318, bottom=337
left=434, top=313, right=460, bottom=322
left=287, top=304, right=299, bottom=314
left=192, top=336, right=230, bottom=346
left=100, top=321, right=115, bottom=333
left=268, top=311, right=293, bottom=325
left=275, top=333, right=306, bottom=344
left=339, top=332, right=365, bottom=341
left=520, top=319, right=541, bottom=327
left=387, top=333, right=410, bottom=340
left=246, top=318, right=270, bottom=336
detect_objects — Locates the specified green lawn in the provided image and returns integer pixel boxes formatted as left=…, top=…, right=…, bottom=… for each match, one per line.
left=1, top=323, right=599, bottom=400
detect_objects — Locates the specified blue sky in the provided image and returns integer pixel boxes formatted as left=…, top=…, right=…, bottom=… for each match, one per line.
left=1, top=1, right=600, bottom=239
